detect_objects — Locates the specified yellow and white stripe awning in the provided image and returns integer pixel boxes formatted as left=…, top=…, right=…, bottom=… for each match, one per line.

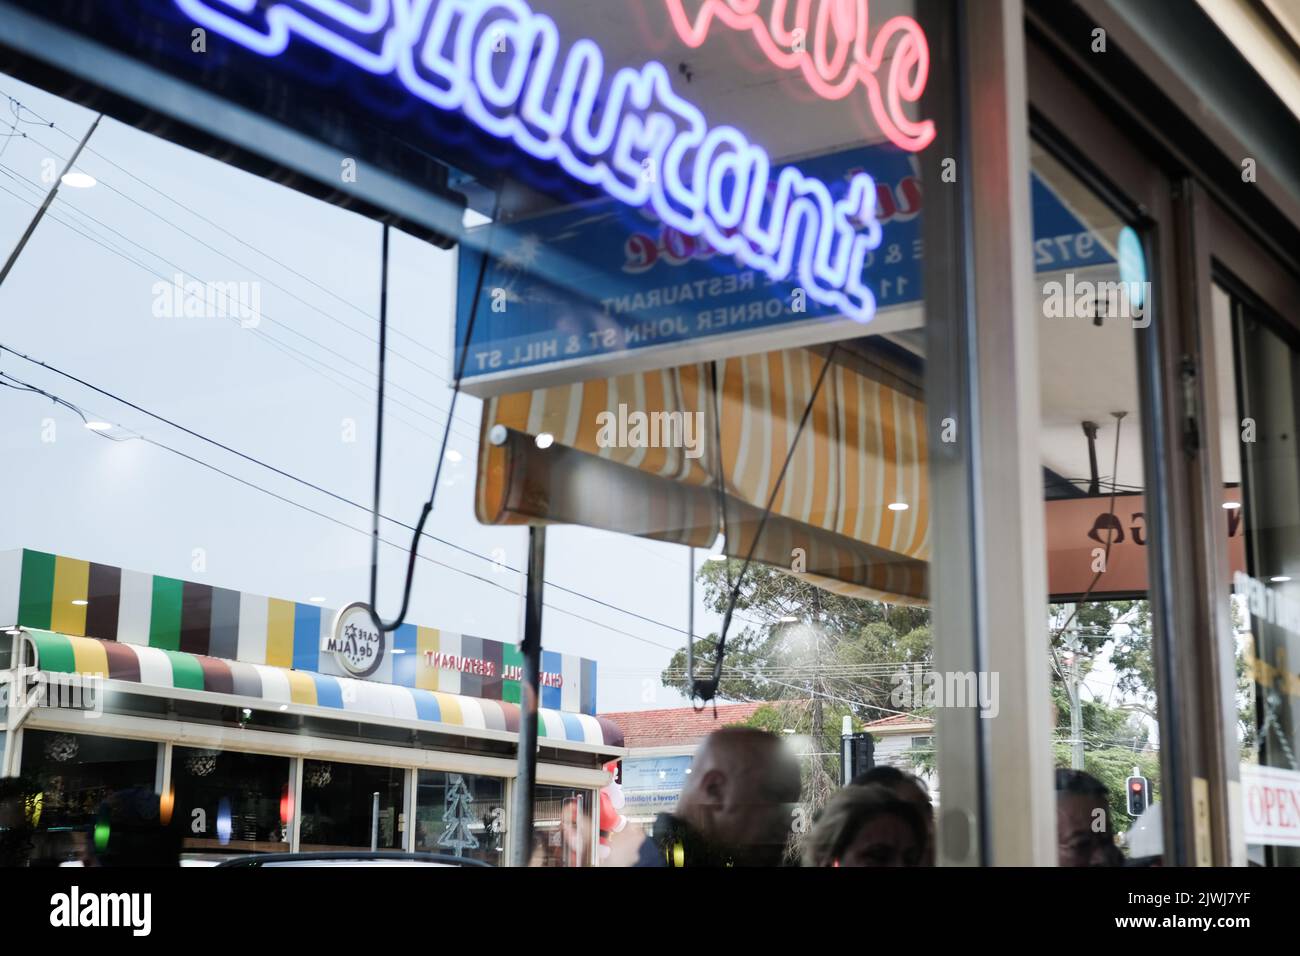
left=475, top=344, right=929, bottom=604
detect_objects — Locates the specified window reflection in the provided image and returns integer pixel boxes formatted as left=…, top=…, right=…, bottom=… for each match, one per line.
left=171, top=746, right=290, bottom=856
left=414, top=770, right=504, bottom=863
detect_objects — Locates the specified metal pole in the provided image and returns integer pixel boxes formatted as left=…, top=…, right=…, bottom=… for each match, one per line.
left=370, top=791, right=380, bottom=851
left=509, top=525, right=546, bottom=867
left=0, top=115, right=101, bottom=288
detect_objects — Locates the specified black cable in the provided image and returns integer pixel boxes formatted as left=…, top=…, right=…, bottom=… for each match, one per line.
left=367, top=189, right=502, bottom=632
left=694, top=344, right=839, bottom=705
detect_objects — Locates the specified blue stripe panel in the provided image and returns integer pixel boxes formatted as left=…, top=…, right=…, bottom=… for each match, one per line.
left=581, top=659, right=597, bottom=715
left=292, top=603, right=321, bottom=671
left=393, top=623, right=417, bottom=687
left=560, top=712, right=585, bottom=742
left=408, top=688, right=441, bottom=722
left=310, top=673, right=344, bottom=709
left=541, top=650, right=563, bottom=710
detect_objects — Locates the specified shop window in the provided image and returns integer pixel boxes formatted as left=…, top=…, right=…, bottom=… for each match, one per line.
left=297, top=760, right=405, bottom=852
left=529, top=785, right=594, bottom=867
left=1213, top=283, right=1300, bottom=867
left=19, top=729, right=158, bottom=865
left=413, top=770, right=504, bottom=864
left=171, top=746, right=291, bottom=857
left=1032, top=141, right=1160, bottom=866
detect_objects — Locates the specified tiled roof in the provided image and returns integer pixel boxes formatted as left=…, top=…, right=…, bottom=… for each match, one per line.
left=600, top=701, right=771, bottom=749
left=863, top=713, right=933, bottom=734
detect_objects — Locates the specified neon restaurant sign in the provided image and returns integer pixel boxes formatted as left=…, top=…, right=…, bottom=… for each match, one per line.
left=175, top=0, right=934, bottom=324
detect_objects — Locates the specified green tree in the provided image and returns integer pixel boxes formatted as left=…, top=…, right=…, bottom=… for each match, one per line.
left=662, top=560, right=931, bottom=810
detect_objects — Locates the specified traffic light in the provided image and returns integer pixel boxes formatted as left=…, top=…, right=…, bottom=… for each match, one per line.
left=1126, top=774, right=1150, bottom=816
left=840, top=732, right=876, bottom=784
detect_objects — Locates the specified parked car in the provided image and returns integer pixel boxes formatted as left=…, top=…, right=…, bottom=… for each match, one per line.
left=214, top=851, right=492, bottom=867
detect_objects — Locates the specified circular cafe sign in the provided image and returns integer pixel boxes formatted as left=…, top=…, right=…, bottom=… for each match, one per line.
left=329, top=603, right=385, bottom=678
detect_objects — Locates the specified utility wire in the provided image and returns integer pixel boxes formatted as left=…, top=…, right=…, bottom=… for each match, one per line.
left=0, top=372, right=691, bottom=653
left=0, top=173, right=480, bottom=446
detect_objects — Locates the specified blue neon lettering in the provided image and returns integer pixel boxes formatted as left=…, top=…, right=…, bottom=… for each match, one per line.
left=175, top=0, right=884, bottom=322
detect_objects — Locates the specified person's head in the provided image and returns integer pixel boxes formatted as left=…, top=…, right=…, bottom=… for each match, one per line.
left=1055, top=769, right=1121, bottom=867
left=803, top=784, right=927, bottom=867
left=675, top=727, right=802, bottom=866
left=850, top=765, right=934, bottom=865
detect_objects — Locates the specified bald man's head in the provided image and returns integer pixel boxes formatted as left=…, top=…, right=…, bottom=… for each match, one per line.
left=675, top=727, right=803, bottom=865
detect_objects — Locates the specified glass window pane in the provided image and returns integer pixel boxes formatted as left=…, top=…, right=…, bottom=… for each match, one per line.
left=18, top=729, right=158, bottom=865
left=298, top=760, right=404, bottom=851
left=1032, top=143, right=1159, bottom=866
left=1213, top=282, right=1300, bottom=867
left=413, top=770, right=504, bottom=864
left=171, top=745, right=291, bottom=857
left=530, top=785, right=593, bottom=867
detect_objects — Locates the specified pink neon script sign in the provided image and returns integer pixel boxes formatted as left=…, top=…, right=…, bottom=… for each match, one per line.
left=665, top=0, right=935, bottom=152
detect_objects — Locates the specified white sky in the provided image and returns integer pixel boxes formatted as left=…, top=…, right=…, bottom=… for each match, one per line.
left=0, top=70, right=717, bottom=713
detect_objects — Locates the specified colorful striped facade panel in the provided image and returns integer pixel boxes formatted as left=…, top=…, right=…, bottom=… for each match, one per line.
left=2, top=550, right=599, bottom=714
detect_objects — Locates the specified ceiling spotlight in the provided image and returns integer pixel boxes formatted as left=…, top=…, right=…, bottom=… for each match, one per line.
left=61, top=171, right=96, bottom=188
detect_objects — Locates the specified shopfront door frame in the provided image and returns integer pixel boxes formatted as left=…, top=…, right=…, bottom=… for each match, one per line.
left=1025, top=1, right=1300, bottom=865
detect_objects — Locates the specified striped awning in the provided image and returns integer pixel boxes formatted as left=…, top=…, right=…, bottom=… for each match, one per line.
left=17, top=629, right=624, bottom=751
left=476, top=343, right=928, bottom=604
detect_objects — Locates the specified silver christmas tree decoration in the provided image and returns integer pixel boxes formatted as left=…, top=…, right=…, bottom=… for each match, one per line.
left=436, top=774, right=479, bottom=857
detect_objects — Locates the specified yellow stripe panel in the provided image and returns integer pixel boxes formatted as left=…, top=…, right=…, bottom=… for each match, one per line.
left=69, top=635, right=109, bottom=676
left=285, top=670, right=317, bottom=706
left=265, top=598, right=295, bottom=667
left=432, top=692, right=462, bottom=725
left=50, top=556, right=90, bottom=636
left=416, top=627, right=439, bottom=691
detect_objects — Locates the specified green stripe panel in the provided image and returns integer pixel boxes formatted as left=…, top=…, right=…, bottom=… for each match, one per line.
left=149, top=576, right=184, bottom=650
left=502, top=642, right=522, bottom=705
left=26, top=629, right=74, bottom=673
left=163, top=650, right=205, bottom=690
left=18, top=550, right=56, bottom=630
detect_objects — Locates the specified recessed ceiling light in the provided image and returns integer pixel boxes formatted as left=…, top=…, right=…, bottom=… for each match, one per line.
left=535, top=432, right=554, bottom=449
left=61, top=171, right=96, bottom=188
left=1223, top=501, right=1241, bottom=510
left=888, top=501, right=909, bottom=511
left=84, top=421, right=112, bottom=432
